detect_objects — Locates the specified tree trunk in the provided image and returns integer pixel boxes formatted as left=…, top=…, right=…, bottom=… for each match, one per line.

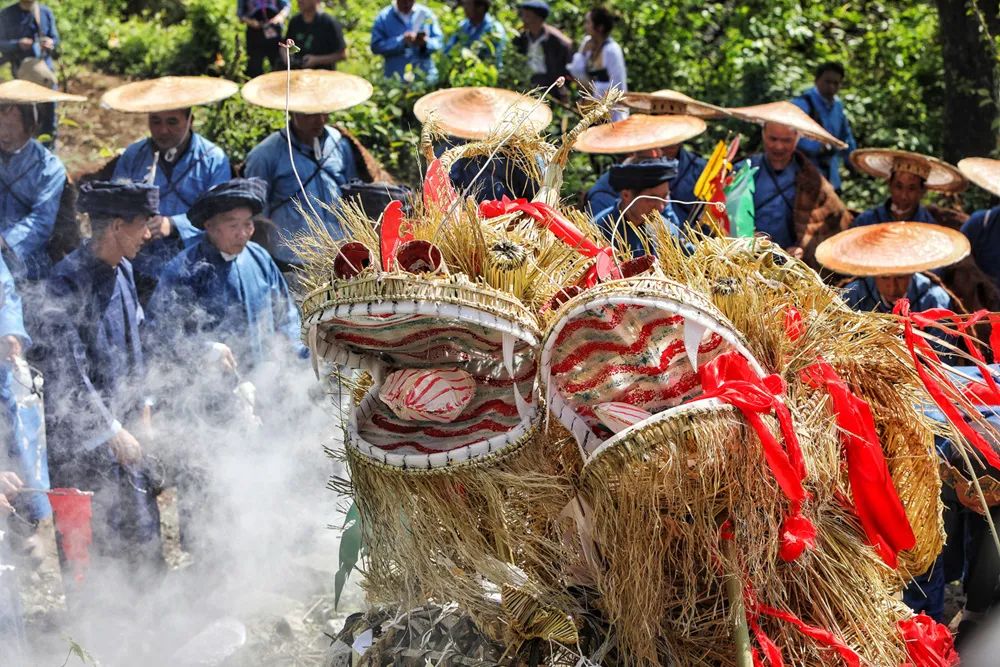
left=935, top=0, right=1000, bottom=161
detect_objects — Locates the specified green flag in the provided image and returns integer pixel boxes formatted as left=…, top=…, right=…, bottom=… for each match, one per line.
left=724, top=164, right=758, bottom=238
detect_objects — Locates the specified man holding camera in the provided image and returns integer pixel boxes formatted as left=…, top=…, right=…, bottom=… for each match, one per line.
left=370, top=0, right=443, bottom=83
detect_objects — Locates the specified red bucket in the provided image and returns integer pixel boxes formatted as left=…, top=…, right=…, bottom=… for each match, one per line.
left=47, top=488, right=94, bottom=584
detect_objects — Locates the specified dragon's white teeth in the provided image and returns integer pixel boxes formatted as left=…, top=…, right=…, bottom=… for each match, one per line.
left=684, top=319, right=707, bottom=372
left=502, top=332, right=515, bottom=376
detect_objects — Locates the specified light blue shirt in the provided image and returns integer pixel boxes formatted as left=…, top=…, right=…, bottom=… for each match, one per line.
left=747, top=153, right=799, bottom=249
left=370, top=3, right=442, bottom=82
left=444, top=13, right=506, bottom=67
left=0, top=139, right=65, bottom=280
left=790, top=87, right=856, bottom=191
left=244, top=126, right=358, bottom=265
left=851, top=200, right=937, bottom=228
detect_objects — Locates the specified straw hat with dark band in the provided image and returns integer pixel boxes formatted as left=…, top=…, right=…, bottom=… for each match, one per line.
left=727, top=100, right=848, bottom=150
left=413, top=86, right=551, bottom=140
left=241, top=70, right=373, bottom=114
left=851, top=148, right=967, bottom=193
left=815, top=222, right=970, bottom=277
left=0, top=79, right=86, bottom=104
left=623, top=89, right=728, bottom=119
left=573, top=114, right=707, bottom=154
left=958, top=157, right=1000, bottom=198
left=101, top=76, right=238, bottom=113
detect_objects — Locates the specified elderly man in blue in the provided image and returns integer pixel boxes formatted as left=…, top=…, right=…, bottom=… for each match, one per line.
left=444, top=0, right=506, bottom=67
left=593, top=158, right=685, bottom=257
left=790, top=62, right=856, bottom=192
left=38, top=181, right=164, bottom=575
left=959, top=158, right=1000, bottom=291
left=371, top=0, right=443, bottom=83
left=850, top=149, right=967, bottom=228
left=105, top=77, right=236, bottom=296
left=146, top=178, right=306, bottom=374
left=0, top=102, right=65, bottom=281
left=243, top=70, right=370, bottom=271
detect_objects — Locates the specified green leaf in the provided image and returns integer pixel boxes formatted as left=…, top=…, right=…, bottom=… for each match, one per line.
left=334, top=501, right=363, bottom=610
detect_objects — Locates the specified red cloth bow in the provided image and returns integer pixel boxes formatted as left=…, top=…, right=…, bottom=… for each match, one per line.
left=699, top=351, right=814, bottom=561
left=897, top=614, right=959, bottom=667
left=801, top=360, right=915, bottom=568
left=479, top=196, right=619, bottom=286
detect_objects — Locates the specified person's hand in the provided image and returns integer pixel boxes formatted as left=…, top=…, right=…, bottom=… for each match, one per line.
left=39, top=36, right=54, bottom=51
left=205, top=341, right=238, bottom=375
left=301, top=54, right=320, bottom=68
left=108, top=428, right=142, bottom=467
left=1, top=335, right=21, bottom=362
left=414, top=31, right=427, bottom=46
left=267, top=15, right=283, bottom=25
left=17, top=37, right=33, bottom=51
left=147, top=215, right=172, bottom=240
left=786, top=246, right=805, bottom=260
left=402, top=31, right=417, bottom=45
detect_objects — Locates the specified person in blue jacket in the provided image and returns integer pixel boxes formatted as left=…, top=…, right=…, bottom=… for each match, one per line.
left=0, top=0, right=60, bottom=144
left=143, top=179, right=306, bottom=555
left=38, top=181, right=164, bottom=579
left=959, top=158, right=1000, bottom=292
left=592, top=158, right=686, bottom=257
left=108, top=79, right=234, bottom=296
left=0, top=102, right=65, bottom=281
left=850, top=149, right=966, bottom=229
left=370, top=0, right=443, bottom=83
left=444, top=0, right=506, bottom=68
left=244, top=107, right=358, bottom=271
left=790, top=62, right=856, bottom=192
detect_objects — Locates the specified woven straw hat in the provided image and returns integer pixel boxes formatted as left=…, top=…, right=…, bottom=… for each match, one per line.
left=851, top=148, right=967, bottom=193
left=101, top=76, right=238, bottom=113
left=727, top=101, right=848, bottom=150
left=241, top=69, right=373, bottom=114
left=815, top=222, right=970, bottom=277
left=958, top=157, right=1000, bottom=198
left=573, top=114, right=707, bottom=154
left=413, top=86, right=552, bottom=140
left=624, top=89, right=728, bottom=119
left=0, top=79, right=86, bottom=104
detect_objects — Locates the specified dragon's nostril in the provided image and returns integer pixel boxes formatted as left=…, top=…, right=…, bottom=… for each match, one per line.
left=396, top=240, right=446, bottom=275
left=333, top=242, right=372, bottom=279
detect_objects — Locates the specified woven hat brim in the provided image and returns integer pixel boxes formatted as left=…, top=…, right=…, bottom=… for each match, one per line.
left=958, top=157, right=1000, bottom=198
left=413, top=87, right=552, bottom=140
left=240, top=70, right=373, bottom=113
left=623, top=90, right=729, bottom=119
left=0, top=80, right=86, bottom=104
left=100, top=76, right=238, bottom=113
left=815, top=222, right=970, bottom=277
left=851, top=149, right=967, bottom=193
left=573, top=114, right=707, bottom=154
left=727, top=101, right=848, bottom=150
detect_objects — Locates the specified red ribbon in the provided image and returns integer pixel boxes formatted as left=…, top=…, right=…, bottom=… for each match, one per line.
left=897, top=614, right=959, bottom=666
left=699, top=351, right=814, bottom=561
left=801, top=360, right=915, bottom=568
left=893, top=299, right=1000, bottom=471
left=378, top=200, right=412, bottom=272
left=48, top=488, right=93, bottom=585
left=784, top=306, right=804, bottom=343
left=479, top=196, right=620, bottom=286
left=422, top=158, right=458, bottom=210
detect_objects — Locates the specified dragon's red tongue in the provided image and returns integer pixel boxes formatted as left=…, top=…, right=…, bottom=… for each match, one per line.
left=379, top=368, right=476, bottom=423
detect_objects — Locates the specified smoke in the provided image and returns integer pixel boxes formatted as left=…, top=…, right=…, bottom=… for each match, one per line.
left=19, top=342, right=358, bottom=666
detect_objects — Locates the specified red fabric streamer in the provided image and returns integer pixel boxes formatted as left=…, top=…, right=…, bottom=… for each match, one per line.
left=755, top=603, right=861, bottom=666
left=47, top=488, right=93, bottom=585
left=800, top=360, right=915, bottom=568
left=784, top=306, right=804, bottom=343
left=893, top=299, right=1000, bottom=471
left=897, top=614, right=959, bottom=667
left=422, top=158, right=458, bottom=210
left=378, top=200, right=412, bottom=272
left=478, top=196, right=620, bottom=286
left=698, top=351, right=814, bottom=561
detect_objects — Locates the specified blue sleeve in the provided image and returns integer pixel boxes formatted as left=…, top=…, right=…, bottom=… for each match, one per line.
left=339, top=136, right=359, bottom=181
left=842, top=109, right=857, bottom=155
left=274, top=265, right=308, bottom=357
left=170, top=214, right=204, bottom=246
left=207, top=147, right=233, bottom=189
left=444, top=32, right=457, bottom=54
left=2, top=159, right=64, bottom=263
left=111, top=143, right=138, bottom=181
left=0, top=258, right=28, bottom=345
left=491, top=21, right=506, bottom=66
left=44, top=6, right=58, bottom=47
left=422, top=11, right=443, bottom=53
left=370, top=12, right=406, bottom=56
left=961, top=213, right=983, bottom=244
left=850, top=209, right=874, bottom=229
left=0, top=7, right=19, bottom=55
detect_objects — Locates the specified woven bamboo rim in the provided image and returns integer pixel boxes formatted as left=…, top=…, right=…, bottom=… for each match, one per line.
left=851, top=148, right=967, bottom=193
left=958, top=157, right=1000, bottom=198
left=727, top=100, right=848, bottom=150
left=301, top=273, right=541, bottom=341
left=101, top=76, right=238, bottom=112
left=0, top=79, right=86, bottom=104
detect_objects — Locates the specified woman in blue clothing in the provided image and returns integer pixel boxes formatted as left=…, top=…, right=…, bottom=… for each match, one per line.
left=371, top=0, right=443, bottom=83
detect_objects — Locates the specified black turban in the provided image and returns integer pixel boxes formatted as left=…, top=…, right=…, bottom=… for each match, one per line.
left=188, top=177, right=267, bottom=228
left=608, top=158, right=679, bottom=192
left=77, top=180, right=160, bottom=220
